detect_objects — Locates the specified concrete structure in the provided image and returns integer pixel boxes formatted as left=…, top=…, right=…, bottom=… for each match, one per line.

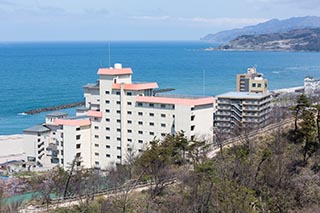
left=215, top=92, right=271, bottom=132
left=83, top=63, right=214, bottom=168
left=236, top=67, right=268, bottom=94
left=22, top=63, right=215, bottom=170
left=304, top=76, right=320, bottom=95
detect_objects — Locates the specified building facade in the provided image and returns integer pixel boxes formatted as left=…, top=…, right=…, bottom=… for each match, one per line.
left=214, top=92, right=271, bottom=132
left=236, top=67, right=268, bottom=94
left=23, top=63, right=215, bottom=170
left=304, top=76, right=320, bottom=95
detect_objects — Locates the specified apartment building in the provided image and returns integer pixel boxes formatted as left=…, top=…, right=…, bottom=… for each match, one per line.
left=23, top=63, right=215, bottom=170
left=84, top=63, right=214, bottom=168
left=215, top=92, right=271, bottom=132
left=236, top=67, right=268, bottom=94
left=304, top=76, right=320, bottom=95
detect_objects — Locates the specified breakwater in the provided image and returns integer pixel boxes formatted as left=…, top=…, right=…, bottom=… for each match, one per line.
left=24, top=102, right=84, bottom=115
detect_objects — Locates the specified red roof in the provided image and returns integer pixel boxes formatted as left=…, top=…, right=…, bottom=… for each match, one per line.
left=97, top=68, right=133, bottom=75
left=112, top=82, right=158, bottom=90
left=87, top=110, right=103, bottom=118
left=54, top=119, right=91, bottom=127
left=136, top=96, right=215, bottom=106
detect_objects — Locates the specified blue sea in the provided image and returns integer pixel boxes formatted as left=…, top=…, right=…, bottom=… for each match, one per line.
left=1, top=41, right=320, bottom=135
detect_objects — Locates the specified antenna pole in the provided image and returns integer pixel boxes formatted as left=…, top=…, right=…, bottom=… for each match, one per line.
left=203, top=69, right=205, bottom=96
left=108, top=43, right=111, bottom=68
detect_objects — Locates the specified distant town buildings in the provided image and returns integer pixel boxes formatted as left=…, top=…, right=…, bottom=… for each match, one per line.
left=304, top=76, right=320, bottom=95
left=236, top=67, right=268, bottom=94
left=23, top=63, right=215, bottom=170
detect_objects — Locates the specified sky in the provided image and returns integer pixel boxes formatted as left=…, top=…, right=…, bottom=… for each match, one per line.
left=0, top=0, right=320, bottom=41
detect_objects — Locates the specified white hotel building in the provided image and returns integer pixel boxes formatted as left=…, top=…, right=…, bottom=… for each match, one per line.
left=23, top=64, right=215, bottom=170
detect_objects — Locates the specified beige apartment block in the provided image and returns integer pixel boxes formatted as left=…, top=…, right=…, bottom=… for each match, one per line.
left=236, top=67, right=268, bottom=94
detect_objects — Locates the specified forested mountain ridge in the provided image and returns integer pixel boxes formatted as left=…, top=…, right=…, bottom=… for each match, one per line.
left=213, top=28, right=320, bottom=51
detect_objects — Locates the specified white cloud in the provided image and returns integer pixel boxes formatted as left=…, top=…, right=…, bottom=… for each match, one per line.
left=130, top=16, right=268, bottom=27
left=130, top=15, right=171, bottom=21
left=246, top=0, right=320, bottom=9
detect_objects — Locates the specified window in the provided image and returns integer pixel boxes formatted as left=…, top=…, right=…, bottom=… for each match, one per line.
left=95, top=135, right=99, bottom=138
left=76, top=153, right=81, bottom=157
left=161, top=104, right=166, bottom=108
left=149, top=113, right=154, bottom=117
left=149, top=132, right=154, bottom=136
left=128, top=129, right=132, bottom=133
left=138, top=112, right=143, bottom=116
left=106, top=127, right=110, bottom=131
left=191, top=115, right=195, bottom=121
left=191, top=125, right=195, bottom=131
left=117, top=137, right=121, bottom=141
left=138, top=140, right=143, bottom=144
left=127, top=111, right=132, bottom=115
left=161, top=123, right=166, bottom=127
left=106, top=109, right=110, bottom=113
left=127, top=148, right=132, bottom=151
left=76, top=127, right=80, bottom=131
left=95, top=126, right=99, bottom=130
left=149, top=122, right=154, bottom=126
left=149, top=103, right=154, bottom=107
left=106, top=136, right=110, bottom=140
left=127, top=120, right=132, bottom=124
left=138, top=103, right=143, bottom=107
left=116, top=110, right=121, bottom=114
left=95, top=144, right=99, bottom=147
left=127, top=102, right=132, bottom=105
left=117, top=128, right=121, bottom=132
left=95, top=161, right=99, bottom=165
left=117, top=119, right=121, bottom=123
left=105, top=91, right=110, bottom=94
left=138, top=149, right=143, bottom=153
left=116, top=101, right=121, bottom=104
left=252, top=83, right=256, bottom=87
left=76, top=162, right=81, bottom=166
left=76, top=144, right=81, bottom=149
left=116, top=91, right=120, bottom=95
left=128, top=138, right=132, bottom=142
left=138, top=131, right=143, bottom=134
left=191, top=107, right=194, bottom=111
left=37, top=139, right=41, bottom=142
left=258, top=83, right=262, bottom=88
left=138, top=121, right=143, bottom=125
left=76, top=135, right=81, bottom=140
left=191, top=135, right=195, bottom=141
left=127, top=92, right=132, bottom=96
left=106, top=118, right=110, bottom=122
left=106, top=145, right=110, bottom=148
left=95, top=152, right=99, bottom=156
left=161, top=114, right=166, bottom=118
left=117, top=156, right=121, bottom=159
left=106, top=154, right=110, bottom=157
left=105, top=100, right=110, bottom=104
left=117, top=147, right=121, bottom=150
left=161, top=133, right=166, bottom=137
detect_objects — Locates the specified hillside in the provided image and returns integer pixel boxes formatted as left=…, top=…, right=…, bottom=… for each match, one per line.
left=201, top=16, right=320, bottom=43
left=214, top=28, right=320, bottom=51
